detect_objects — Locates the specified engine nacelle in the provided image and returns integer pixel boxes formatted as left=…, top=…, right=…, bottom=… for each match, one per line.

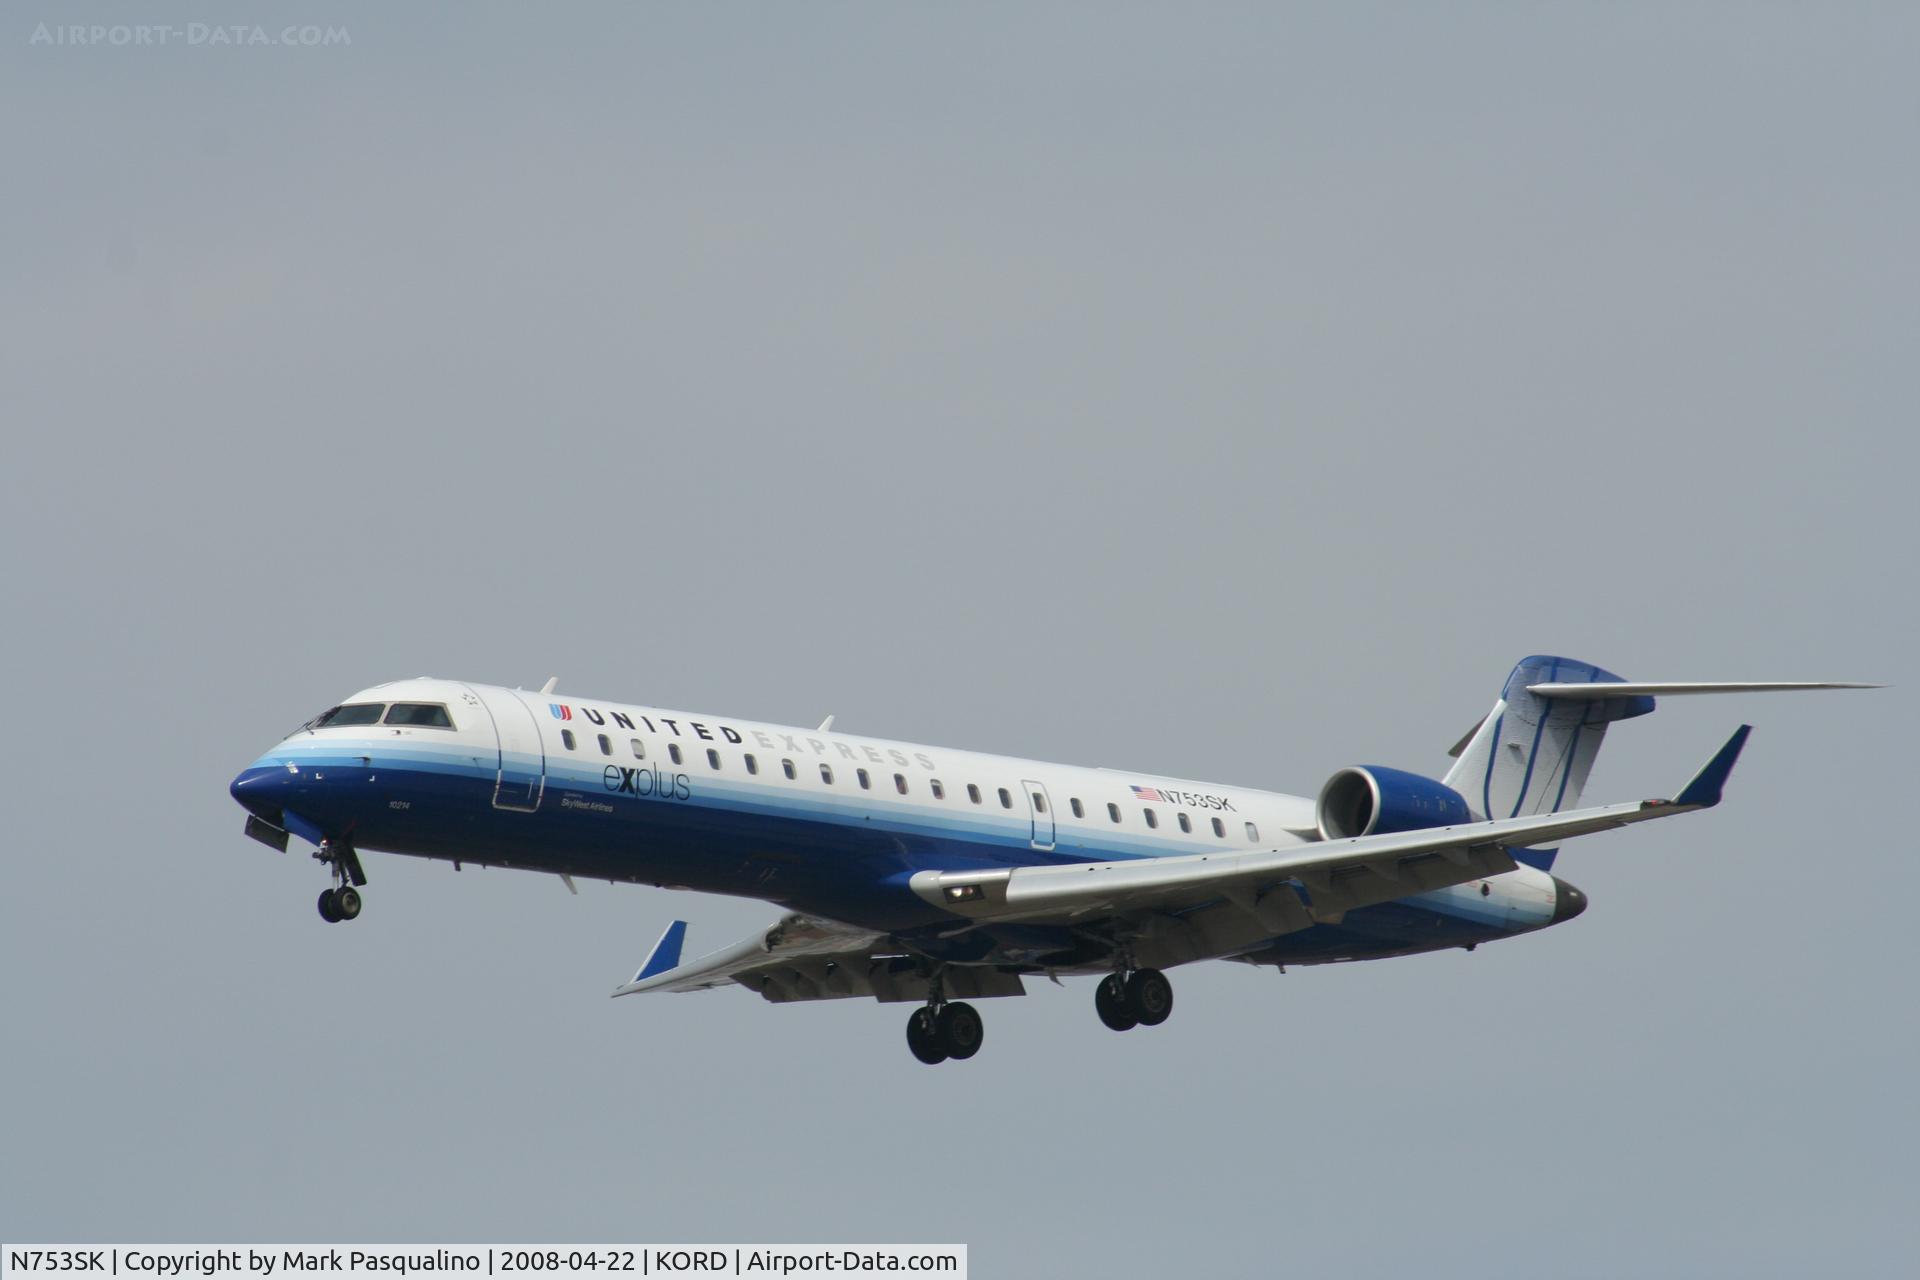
left=1316, top=766, right=1472, bottom=840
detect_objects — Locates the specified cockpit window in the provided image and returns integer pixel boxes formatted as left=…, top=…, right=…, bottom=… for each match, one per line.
left=309, top=703, right=385, bottom=729
left=385, top=702, right=454, bottom=728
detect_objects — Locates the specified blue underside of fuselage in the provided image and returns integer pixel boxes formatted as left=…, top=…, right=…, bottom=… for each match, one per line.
left=229, top=754, right=1538, bottom=966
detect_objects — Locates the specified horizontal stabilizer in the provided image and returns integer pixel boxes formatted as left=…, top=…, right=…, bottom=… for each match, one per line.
left=1529, top=681, right=1880, bottom=698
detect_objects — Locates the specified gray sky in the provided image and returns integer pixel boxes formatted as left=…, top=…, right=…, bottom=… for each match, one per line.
left=3, top=4, right=1914, bottom=1275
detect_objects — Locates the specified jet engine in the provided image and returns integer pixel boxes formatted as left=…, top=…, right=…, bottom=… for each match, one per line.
left=1316, top=765, right=1472, bottom=840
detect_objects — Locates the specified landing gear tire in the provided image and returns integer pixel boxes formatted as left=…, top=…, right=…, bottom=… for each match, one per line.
left=1126, top=968, right=1173, bottom=1026
left=1096, top=973, right=1138, bottom=1031
left=936, top=1002, right=984, bottom=1060
left=906, top=1007, right=948, bottom=1065
left=313, top=840, right=366, bottom=924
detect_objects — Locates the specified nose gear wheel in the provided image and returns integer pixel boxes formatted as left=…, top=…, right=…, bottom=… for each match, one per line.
left=313, top=841, right=366, bottom=923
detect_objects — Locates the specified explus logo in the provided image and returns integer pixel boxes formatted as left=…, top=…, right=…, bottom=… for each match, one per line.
left=605, top=764, right=691, bottom=802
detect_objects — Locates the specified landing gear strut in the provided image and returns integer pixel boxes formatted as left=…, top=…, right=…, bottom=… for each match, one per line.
left=904, top=975, right=985, bottom=1065
left=313, top=839, right=366, bottom=924
left=1096, top=967, right=1173, bottom=1031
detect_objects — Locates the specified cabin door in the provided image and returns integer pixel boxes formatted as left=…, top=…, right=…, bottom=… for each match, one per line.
left=480, top=688, right=546, bottom=812
left=1023, top=779, right=1056, bottom=851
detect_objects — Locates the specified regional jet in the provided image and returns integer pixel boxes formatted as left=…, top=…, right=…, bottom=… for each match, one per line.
left=229, top=656, right=1872, bottom=1063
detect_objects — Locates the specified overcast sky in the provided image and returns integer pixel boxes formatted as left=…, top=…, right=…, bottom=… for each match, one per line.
left=3, top=4, right=1914, bottom=1276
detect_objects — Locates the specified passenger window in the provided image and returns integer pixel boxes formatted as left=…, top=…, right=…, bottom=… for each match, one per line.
left=1144, top=809, right=1158, bottom=829
left=561, top=729, right=576, bottom=751
left=968, top=784, right=982, bottom=805
left=1070, top=798, right=1084, bottom=818
left=820, top=764, right=834, bottom=785
left=998, top=787, right=1012, bottom=809
left=1108, top=803, right=1121, bottom=822
left=931, top=780, right=945, bottom=800
left=631, top=739, right=645, bottom=760
left=384, top=703, right=453, bottom=728
left=783, top=759, right=796, bottom=780
left=857, top=768, right=871, bottom=790
left=707, top=748, right=721, bottom=770
left=598, top=734, right=612, bottom=756
left=745, top=754, right=758, bottom=775
left=1177, top=812, right=1192, bottom=833
left=1212, top=816, right=1226, bottom=838
left=668, top=743, right=682, bottom=765
left=1031, top=791, right=1046, bottom=813
left=895, top=774, right=909, bottom=795
left=1245, top=821, right=1259, bottom=842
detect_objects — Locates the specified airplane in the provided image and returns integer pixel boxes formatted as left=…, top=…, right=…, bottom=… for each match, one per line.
left=228, top=656, right=1875, bottom=1064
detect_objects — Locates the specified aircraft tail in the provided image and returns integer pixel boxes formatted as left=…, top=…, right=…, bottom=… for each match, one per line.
left=1442, top=656, right=1647, bottom=828
left=1441, top=656, right=1878, bottom=833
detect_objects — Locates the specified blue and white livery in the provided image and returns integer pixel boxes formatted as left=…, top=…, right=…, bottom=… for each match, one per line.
left=228, top=655, right=1874, bottom=1063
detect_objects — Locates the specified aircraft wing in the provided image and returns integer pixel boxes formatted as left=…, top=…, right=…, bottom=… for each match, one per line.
left=612, top=912, right=1025, bottom=1004
left=910, top=725, right=1754, bottom=927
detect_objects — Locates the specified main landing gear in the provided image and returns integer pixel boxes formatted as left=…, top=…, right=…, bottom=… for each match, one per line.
left=313, top=839, right=368, bottom=924
left=906, top=1002, right=984, bottom=1065
left=905, top=975, right=985, bottom=1065
left=1095, top=968, right=1173, bottom=1032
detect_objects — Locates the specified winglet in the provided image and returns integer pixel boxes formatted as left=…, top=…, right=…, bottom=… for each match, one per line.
left=1674, top=725, right=1752, bottom=809
left=633, top=920, right=688, bottom=984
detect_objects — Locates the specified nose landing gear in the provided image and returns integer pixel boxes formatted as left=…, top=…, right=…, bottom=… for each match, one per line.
left=312, top=839, right=367, bottom=924
left=316, top=885, right=362, bottom=923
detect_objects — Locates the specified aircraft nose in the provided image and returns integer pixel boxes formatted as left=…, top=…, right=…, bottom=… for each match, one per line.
left=1550, top=877, right=1589, bottom=924
left=230, top=765, right=291, bottom=823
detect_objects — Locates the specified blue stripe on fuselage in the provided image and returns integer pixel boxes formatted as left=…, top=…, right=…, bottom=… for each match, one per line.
left=235, top=745, right=1552, bottom=948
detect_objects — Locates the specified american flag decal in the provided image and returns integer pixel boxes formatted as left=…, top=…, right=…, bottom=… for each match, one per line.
left=1130, top=785, right=1166, bottom=803
left=549, top=704, right=572, bottom=721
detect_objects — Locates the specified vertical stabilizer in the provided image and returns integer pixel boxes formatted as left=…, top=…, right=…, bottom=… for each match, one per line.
left=1442, top=656, right=1654, bottom=823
